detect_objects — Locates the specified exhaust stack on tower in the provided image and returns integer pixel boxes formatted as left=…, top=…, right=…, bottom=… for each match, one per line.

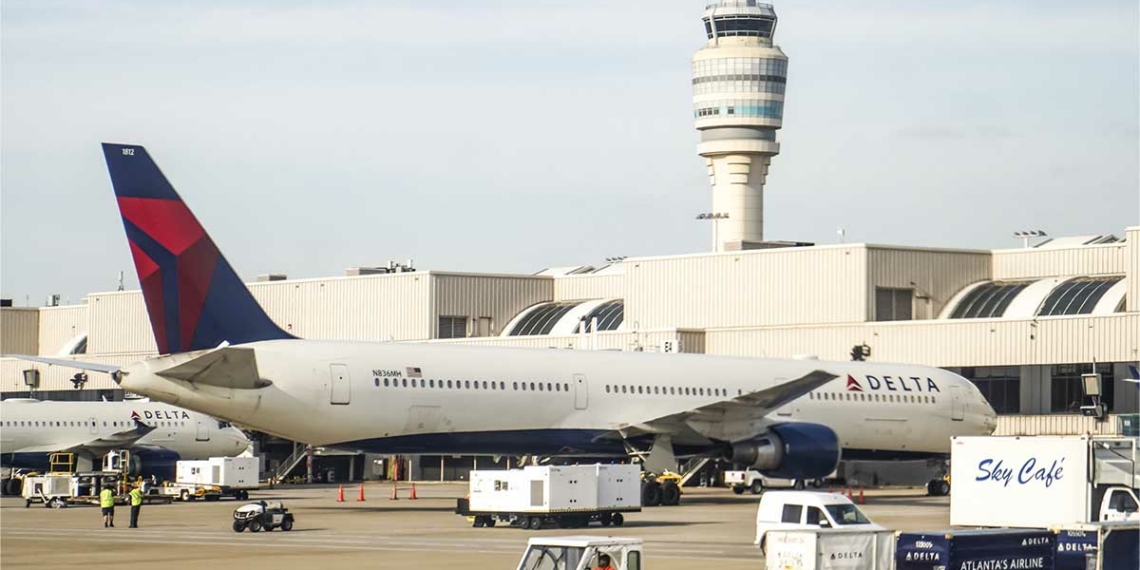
left=693, top=1, right=788, bottom=252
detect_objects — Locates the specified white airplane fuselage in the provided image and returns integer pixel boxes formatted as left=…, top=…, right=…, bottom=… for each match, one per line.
left=0, top=399, right=249, bottom=470
left=120, top=340, right=996, bottom=460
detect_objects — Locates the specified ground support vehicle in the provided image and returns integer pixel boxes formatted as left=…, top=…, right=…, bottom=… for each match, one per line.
left=639, top=470, right=681, bottom=506
left=231, top=501, right=294, bottom=532
left=725, top=468, right=821, bottom=494
left=1052, top=521, right=1139, bottom=570
left=515, top=536, right=643, bottom=570
left=754, top=491, right=884, bottom=553
left=950, top=435, right=1139, bottom=528
left=457, top=464, right=641, bottom=530
left=160, top=457, right=258, bottom=501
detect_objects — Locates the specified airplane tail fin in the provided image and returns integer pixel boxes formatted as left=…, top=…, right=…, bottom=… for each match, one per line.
left=101, top=143, right=293, bottom=354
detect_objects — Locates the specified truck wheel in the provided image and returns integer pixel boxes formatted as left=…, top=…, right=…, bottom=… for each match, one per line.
left=793, top=480, right=806, bottom=491
left=641, top=481, right=662, bottom=507
left=248, top=520, right=262, bottom=533
left=233, top=521, right=245, bottom=533
left=600, top=513, right=613, bottom=527
left=205, top=495, right=220, bottom=502
left=180, top=490, right=190, bottom=502
left=486, top=517, right=496, bottom=528
left=49, top=498, right=66, bottom=509
left=526, top=516, right=543, bottom=530
left=750, top=480, right=764, bottom=495
left=0, top=478, right=8, bottom=496
left=473, top=517, right=485, bottom=528
left=281, top=519, right=293, bottom=532
left=611, top=513, right=624, bottom=527
left=8, top=479, right=23, bottom=496
left=936, top=480, right=950, bottom=496
left=732, top=485, right=745, bottom=495
left=662, top=481, right=681, bottom=506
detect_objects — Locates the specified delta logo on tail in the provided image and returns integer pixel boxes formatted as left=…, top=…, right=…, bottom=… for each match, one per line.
left=847, top=374, right=941, bottom=393
left=1126, top=365, right=1140, bottom=384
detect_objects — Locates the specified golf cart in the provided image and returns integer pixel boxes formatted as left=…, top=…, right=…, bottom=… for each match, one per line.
left=232, top=500, right=294, bottom=532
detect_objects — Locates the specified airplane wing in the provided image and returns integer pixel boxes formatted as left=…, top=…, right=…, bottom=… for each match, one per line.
left=12, top=418, right=156, bottom=454
left=1, top=355, right=121, bottom=374
left=615, top=370, right=838, bottom=442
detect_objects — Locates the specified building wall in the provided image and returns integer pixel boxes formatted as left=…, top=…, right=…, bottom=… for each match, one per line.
left=0, top=308, right=39, bottom=355
left=624, top=245, right=868, bottom=330
left=252, top=273, right=432, bottom=341
left=866, top=247, right=990, bottom=321
left=432, top=274, right=552, bottom=337
left=992, top=242, right=1127, bottom=280
left=1127, top=227, right=1139, bottom=312
left=86, top=292, right=156, bottom=354
left=38, top=304, right=88, bottom=355
left=553, top=274, right=624, bottom=302
left=703, top=313, right=1138, bottom=367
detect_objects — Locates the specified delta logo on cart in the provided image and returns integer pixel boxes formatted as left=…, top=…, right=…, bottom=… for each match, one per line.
left=845, top=374, right=941, bottom=393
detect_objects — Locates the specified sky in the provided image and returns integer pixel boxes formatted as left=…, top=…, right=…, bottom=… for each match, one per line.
left=2, top=0, right=1138, bottom=306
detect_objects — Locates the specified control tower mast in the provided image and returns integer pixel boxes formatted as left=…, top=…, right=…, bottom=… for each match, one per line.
left=693, top=1, right=788, bottom=252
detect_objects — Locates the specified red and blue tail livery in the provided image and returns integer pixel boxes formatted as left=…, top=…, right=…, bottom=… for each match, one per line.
left=102, top=143, right=292, bottom=354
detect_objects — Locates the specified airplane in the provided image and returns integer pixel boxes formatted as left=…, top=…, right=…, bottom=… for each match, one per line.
left=0, top=397, right=249, bottom=495
left=1125, top=365, right=1140, bottom=384
left=7, top=143, right=997, bottom=505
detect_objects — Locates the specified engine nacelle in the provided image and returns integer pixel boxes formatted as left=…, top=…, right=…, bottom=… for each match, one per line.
left=130, top=448, right=181, bottom=480
left=728, top=422, right=840, bottom=480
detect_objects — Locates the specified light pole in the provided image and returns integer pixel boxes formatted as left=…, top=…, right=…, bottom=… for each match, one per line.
left=696, top=212, right=730, bottom=251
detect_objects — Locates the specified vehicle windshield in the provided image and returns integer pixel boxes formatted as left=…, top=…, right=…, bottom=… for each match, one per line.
left=825, top=504, right=870, bottom=525
left=518, top=546, right=585, bottom=570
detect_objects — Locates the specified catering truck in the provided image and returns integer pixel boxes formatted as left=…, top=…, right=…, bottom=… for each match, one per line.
left=950, top=435, right=1140, bottom=528
left=155, top=457, right=259, bottom=501
left=456, top=464, right=641, bottom=530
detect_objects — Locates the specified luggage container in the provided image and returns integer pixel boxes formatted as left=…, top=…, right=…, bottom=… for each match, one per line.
left=764, top=529, right=894, bottom=570
left=1053, top=522, right=1139, bottom=570
left=895, top=529, right=1054, bottom=570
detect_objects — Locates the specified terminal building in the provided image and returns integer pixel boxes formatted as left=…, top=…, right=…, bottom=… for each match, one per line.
left=2, top=2, right=1137, bottom=482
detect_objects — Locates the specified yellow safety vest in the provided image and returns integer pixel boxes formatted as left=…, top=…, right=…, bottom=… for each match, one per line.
left=100, top=488, right=115, bottom=508
left=129, top=488, right=143, bottom=506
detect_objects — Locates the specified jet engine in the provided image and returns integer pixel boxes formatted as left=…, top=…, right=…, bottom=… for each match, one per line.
left=727, top=422, right=840, bottom=480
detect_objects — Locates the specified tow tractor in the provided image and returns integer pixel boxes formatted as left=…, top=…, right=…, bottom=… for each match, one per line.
left=515, top=536, right=643, bottom=570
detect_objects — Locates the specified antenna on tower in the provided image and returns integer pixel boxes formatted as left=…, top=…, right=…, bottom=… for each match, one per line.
left=117, top=270, right=125, bottom=291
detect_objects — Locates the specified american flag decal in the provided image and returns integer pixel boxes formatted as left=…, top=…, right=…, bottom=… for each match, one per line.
left=406, top=367, right=423, bottom=378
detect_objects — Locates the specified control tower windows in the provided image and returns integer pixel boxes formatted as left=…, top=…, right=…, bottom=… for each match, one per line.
left=694, top=100, right=783, bottom=119
left=704, top=16, right=776, bottom=39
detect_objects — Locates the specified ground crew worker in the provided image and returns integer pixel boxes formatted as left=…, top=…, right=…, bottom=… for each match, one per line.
left=128, top=484, right=144, bottom=528
left=595, top=554, right=615, bottom=570
left=99, top=485, right=115, bottom=528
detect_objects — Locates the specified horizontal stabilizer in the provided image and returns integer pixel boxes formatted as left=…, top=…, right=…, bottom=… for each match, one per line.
left=0, top=355, right=121, bottom=374
left=155, top=347, right=266, bottom=390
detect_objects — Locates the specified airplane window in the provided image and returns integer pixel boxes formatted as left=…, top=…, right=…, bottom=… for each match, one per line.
left=446, top=380, right=452, bottom=389
left=547, top=383, right=553, bottom=392
left=465, top=380, right=470, bottom=389
left=530, top=382, right=536, bottom=391
left=563, top=383, right=568, bottom=392
left=621, top=386, right=627, bottom=394
left=555, top=383, right=560, bottom=392
left=538, top=383, right=544, bottom=392
left=931, top=397, right=936, bottom=404
left=684, top=388, right=690, bottom=395
left=482, top=381, right=488, bottom=390
left=513, top=382, right=519, bottom=390
left=738, top=389, right=743, bottom=396
left=500, top=382, right=506, bottom=390
left=402, top=378, right=408, bottom=387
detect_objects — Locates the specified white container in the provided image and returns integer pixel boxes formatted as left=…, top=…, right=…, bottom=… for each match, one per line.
left=468, top=464, right=641, bottom=514
left=176, top=457, right=259, bottom=489
left=765, top=529, right=894, bottom=570
left=594, top=464, right=640, bottom=510
left=950, top=435, right=1140, bottom=528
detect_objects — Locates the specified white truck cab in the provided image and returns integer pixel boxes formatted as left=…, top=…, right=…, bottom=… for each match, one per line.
left=516, top=536, right=643, bottom=570
left=754, top=491, right=883, bottom=552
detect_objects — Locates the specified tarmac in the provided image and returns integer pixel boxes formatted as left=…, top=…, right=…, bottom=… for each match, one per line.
left=1, top=484, right=950, bottom=570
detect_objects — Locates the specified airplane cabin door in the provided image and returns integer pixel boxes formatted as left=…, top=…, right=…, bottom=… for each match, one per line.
left=573, top=374, right=588, bottom=410
left=330, top=364, right=352, bottom=405
left=949, top=385, right=964, bottom=421
left=196, top=418, right=210, bottom=441
left=88, top=417, right=98, bottom=435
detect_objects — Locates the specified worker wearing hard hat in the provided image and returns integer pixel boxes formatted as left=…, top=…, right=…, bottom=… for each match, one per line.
left=128, top=484, right=144, bottom=528
left=99, top=485, right=115, bottom=528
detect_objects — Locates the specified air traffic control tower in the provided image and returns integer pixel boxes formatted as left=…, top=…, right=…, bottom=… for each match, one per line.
left=693, top=1, right=788, bottom=252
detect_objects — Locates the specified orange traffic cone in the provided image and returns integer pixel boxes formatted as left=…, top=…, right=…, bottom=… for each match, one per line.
left=357, top=483, right=366, bottom=502
left=846, top=486, right=853, bottom=500
left=336, top=485, right=344, bottom=502
left=409, top=483, right=418, bottom=500
left=390, top=479, right=399, bottom=500
left=858, top=486, right=865, bottom=505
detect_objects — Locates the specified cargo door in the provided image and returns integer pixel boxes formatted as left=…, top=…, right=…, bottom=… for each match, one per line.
left=573, top=374, right=588, bottom=410
left=195, top=418, right=210, bottom=441
left=949, top=385, right=964, bottom=421
left=330, top=364, right=351, bottom=405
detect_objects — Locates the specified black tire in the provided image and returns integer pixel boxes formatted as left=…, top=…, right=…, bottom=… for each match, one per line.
left=662, top=481, right=681, bottom=506
left=473, top=517, right=485, bottom=528
left=281, top=519, right=293, bottom=532
left=248, top=519, right=262, bottom=533
left=600, top=514, right=613, bottom=527
left=793, top=480, right=806, bottom=491
left=750, top=480, right=764, bottom=495
left=241, top=490, right=250, bottom=501
left=0, top=478, right=9, bottom=496
left=526, top=516, right=543, bottom=530
left=641, top=481, right=662, bottom=507
left=180, top=490, right=190, bottom=502
left=732, top=485, right=745, bottom=495
left=611, top=512, right=624, bottom=527
left=936, top=480, right=950, bottom=497
left=485, top=518, right=496, bottom=528
left=8, top=479, right=23, bottom=496
left=233, top=521, right=245, bottom=533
